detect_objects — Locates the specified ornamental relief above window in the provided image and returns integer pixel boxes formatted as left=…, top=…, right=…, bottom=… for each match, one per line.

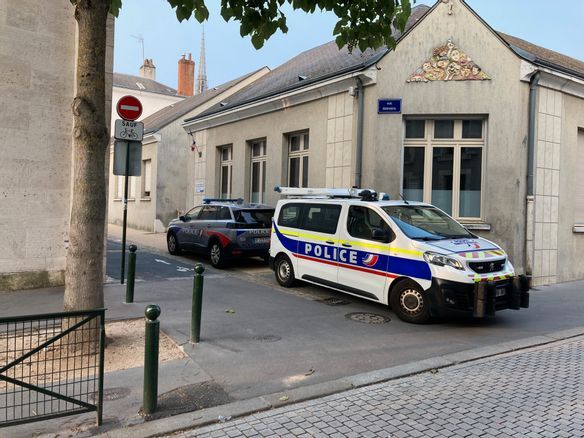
left=407, top=39, right=491, bottom=83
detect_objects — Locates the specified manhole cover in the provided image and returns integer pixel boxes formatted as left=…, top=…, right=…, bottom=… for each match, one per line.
left=318, top=297, right=351, bottom=306
left=90, top=387, right=131, bottom=402
left=252, top=334, right=282, bottom=343
left=345, top=312, right=390, bottom=324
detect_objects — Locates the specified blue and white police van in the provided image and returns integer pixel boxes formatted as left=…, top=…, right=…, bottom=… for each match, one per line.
left=269, top=187, right=529, bottom=324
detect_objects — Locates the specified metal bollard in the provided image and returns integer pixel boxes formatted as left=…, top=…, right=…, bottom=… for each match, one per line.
left=143, top=304, right=160, bottom=415
left=125, top=244, right=137, bottom=303
left=190, top=264, right=205, bottom=343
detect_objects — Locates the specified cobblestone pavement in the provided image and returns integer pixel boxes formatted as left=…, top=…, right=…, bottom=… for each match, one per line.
left=181, top=337, right=584, bottom=437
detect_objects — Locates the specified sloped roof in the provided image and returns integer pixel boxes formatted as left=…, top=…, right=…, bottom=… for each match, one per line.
left=498, top=32, right=584, bottom=79
left=188, top=5, right=431, bottom=121
left=142, top=68, right=268, bottom=134
left=113, top=73, right=178, bottom=96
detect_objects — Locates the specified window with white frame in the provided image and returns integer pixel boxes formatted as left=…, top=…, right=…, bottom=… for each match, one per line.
left=129, top=176, right=137, bottom=200
left=249, top=139, right=267, bottom=203
left=403, top=119, right=484, bottom=219
left=141, top=159, right=152, bottom=198
left=287, top=131, right=309, bottom=188
left=219, top=145, right=233, bottom=199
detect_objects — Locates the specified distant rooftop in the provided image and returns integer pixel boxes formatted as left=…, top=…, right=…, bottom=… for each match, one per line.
left=142, top=68, right=268, bottom=134
left=113, top=73, right=179, bottom=97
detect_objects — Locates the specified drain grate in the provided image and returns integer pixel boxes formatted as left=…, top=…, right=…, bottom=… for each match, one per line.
left=252, top=334, right=282, bottom=343
left=345, top=312, right=391, bottom=324
left=318, top=297, right=351, bottom=306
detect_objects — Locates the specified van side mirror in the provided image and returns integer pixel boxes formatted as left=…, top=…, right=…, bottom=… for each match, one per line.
left=179, top=215, right=186, bottom=222
left=372, top=228, right=390, bottom=243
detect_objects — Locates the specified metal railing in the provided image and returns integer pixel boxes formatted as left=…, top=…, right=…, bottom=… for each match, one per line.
left=0, top=309, right=105, bottom=428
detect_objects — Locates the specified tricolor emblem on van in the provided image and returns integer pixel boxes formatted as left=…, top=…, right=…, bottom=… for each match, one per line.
left=269, top=187, right=530, bottom=324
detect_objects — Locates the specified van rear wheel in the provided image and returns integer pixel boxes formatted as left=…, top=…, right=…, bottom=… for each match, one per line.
left=390, top=280, right=430, bottom=324
left=275, top=255, right=295, bottom=287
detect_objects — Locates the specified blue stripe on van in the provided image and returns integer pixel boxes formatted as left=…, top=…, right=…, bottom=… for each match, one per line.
left=273, top=223, right=431, bottom=281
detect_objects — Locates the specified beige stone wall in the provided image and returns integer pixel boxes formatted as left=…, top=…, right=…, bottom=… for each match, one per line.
left=555, top=92, right=584, bottom=283
left=193, top=99, right=329, bottom=208
left=0, top=1, right=114, bottom=290
left=366, top=0, right=529, bottom=273
left=325, top=93, right=355, bottom=187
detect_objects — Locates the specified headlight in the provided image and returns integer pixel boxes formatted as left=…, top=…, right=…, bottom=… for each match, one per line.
left=424, top=252, right=464, bottom=270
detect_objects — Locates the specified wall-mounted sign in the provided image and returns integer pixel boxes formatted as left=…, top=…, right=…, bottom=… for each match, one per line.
left=378, top=99, right=402, bottom=114
left=195, top=182, right=205, bottom=193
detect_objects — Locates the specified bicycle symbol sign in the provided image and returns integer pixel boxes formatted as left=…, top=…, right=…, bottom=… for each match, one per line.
left=114, top=119, right=144, bottom=141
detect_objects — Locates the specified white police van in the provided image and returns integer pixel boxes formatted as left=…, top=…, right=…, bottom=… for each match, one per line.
left=269, top=187, right=529, bottom=324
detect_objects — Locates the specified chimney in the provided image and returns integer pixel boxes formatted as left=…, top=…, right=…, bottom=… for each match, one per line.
left=177, top=53, right=195, bottom=97
left=139, top=58, right=156, bottom=80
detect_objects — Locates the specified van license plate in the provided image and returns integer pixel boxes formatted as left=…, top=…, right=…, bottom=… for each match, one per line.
left=495, top=287, right=506, bottom=298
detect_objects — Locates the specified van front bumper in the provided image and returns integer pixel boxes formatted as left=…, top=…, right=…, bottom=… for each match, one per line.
left=427, top=275, right=530, bottom=318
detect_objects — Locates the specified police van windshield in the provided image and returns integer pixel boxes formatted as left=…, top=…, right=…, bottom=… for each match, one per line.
left=381, top=205, right=473, bottom=240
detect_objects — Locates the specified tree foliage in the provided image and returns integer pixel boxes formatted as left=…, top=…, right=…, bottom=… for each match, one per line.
left=102, top=0, right=413, bottom=52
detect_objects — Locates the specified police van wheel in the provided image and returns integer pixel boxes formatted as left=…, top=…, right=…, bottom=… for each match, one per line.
left=167, top=233, right=181, bottom=255
left=390, top=280, right=430, bottom=324
left=275, top=255, right=295, bottom=287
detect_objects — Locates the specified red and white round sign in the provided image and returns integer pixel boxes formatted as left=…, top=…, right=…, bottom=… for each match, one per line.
left=116, top=95, right=143, bottom=121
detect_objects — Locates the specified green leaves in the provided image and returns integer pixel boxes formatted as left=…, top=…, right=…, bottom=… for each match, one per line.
left=98, top=0, right=413, bottom=52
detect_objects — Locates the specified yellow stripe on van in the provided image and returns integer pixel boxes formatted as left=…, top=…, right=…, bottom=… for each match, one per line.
left=276, top=227, right=422, bottom=257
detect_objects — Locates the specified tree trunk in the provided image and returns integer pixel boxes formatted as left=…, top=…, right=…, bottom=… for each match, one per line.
left=64, top=0, right=109, bottom=311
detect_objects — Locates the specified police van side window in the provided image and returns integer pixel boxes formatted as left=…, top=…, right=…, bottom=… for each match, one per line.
left=347, top=206, right=394, bottom=241
left=301, top=204, right=341, bottom=235
left=278, top=203, right=302, bottom=228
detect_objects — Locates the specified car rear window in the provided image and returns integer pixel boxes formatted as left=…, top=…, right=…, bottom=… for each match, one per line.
left=234, top=209, right=274, bottom=228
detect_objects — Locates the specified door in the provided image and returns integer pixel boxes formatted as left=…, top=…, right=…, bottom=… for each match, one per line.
left=337, top=205, right=394, bottom=301
left=178, top=206, right=203, bottom=248
left=295, top=203, right=342, bottom=285
left=194, top=205, right=220, bottom=250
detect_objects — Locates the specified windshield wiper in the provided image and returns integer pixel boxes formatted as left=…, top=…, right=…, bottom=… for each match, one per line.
left=443, top=234, right=473, bottom=239
left=412, top=236, right=445, bottom=241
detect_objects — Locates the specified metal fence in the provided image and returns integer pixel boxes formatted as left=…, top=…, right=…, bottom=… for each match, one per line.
left=0, top=309, right=105, bottom=428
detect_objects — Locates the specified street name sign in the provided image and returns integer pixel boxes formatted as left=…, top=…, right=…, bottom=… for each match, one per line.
left=116, top=95, right=143, bottom=121
left=378, top=99, right=402, bottom=114
left=114, top=119, right=144, bottom=141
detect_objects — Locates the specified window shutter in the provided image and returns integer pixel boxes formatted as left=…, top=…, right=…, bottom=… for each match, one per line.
left=575, top=130, right=584, bottom=223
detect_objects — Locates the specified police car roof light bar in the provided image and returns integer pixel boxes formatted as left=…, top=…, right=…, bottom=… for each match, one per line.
left=274, top=186, right=377, bottom=199
left=203, top=197, right=244, bottom=204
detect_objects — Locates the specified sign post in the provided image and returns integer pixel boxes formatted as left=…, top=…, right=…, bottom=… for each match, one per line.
left=114, top=96, right=143, bottom=284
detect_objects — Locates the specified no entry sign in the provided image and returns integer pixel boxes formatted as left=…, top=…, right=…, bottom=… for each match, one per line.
left=116, top=95, right=143, bottom=121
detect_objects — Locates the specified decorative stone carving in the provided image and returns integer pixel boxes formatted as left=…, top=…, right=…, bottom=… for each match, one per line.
left=407, top=39, right=490, bottom=82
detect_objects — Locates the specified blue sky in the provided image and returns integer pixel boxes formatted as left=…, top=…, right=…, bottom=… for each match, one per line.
left=114, top=0, right=584, bottom=89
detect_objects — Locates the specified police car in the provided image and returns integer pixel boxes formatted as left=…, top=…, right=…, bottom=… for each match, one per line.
left=269, top=187, right=529, bottom=324
left=167, top=199, right=274, bottom=268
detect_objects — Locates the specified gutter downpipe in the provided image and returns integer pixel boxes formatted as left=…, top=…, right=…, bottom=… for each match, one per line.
left=354, top=77, right=364, bottom=188
left=525, top=71, right=540, bottom=279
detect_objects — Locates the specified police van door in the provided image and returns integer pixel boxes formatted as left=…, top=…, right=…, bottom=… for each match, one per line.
left=296, top=203, right=342, bottom=285
left=338, top=205, right=393, bottom=301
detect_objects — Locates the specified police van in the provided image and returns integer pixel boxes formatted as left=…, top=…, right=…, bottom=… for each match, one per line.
left=269, top=187, right=529, bottom=324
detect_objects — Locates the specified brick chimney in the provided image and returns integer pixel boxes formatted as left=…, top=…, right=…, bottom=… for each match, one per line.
left=177, top=53, right=195, bottom=97
left=139, top=58, right=156, bottom=80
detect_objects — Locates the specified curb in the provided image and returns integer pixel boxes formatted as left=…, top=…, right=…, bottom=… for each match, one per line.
left=98, top=326, right=584, bottom=437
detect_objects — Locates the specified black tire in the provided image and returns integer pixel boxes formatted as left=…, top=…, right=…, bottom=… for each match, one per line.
left=209, top=240, right=226, bottom=268
left=167, top=232, right=181, bottom=255
left=389, top=280, right=431, bottom=324
left=275, top=254, right=295, bottom=287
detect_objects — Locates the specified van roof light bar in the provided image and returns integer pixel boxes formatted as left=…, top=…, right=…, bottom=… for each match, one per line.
left=274, top=186, right=378, bottom=200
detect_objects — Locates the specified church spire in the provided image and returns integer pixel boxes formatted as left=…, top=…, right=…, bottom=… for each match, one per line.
left=195, top=27, right=208, bottom=95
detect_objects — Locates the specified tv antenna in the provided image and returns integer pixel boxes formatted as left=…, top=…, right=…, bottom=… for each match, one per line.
left=131, top=34, right=145, bottom=62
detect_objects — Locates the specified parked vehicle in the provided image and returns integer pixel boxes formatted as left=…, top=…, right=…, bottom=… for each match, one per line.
left=167, top=199, right=274, bottom=268
left=269, top=187, right=529, bottom=324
